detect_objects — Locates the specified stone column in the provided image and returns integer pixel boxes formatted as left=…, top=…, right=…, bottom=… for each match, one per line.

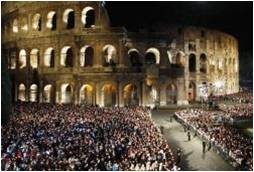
left=177, top=78, right=188, bottom=105
left=160, top=84, right=166, bottom=106
left=118, top=39, right=127, bottom=68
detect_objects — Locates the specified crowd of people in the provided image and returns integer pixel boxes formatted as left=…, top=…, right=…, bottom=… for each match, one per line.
left=221, top=103, right=253, bottom=120
left=209, top=91, right=252, bottom=104
left=175, top=108, right=253, bottom=171
left=1, top=102, right=178, bottom=171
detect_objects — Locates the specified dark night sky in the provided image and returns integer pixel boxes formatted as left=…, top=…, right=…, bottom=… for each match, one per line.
left=105, top=1, right=253, bottom=52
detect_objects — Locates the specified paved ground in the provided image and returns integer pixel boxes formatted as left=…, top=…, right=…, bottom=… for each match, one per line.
left=152, top=109, right=235, bottom=171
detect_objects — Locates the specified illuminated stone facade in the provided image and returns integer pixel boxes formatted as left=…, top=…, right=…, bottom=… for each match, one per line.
left=2, top=2, right=239, bottom=107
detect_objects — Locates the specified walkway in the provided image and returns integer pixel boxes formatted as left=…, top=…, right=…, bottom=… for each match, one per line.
left=152, top=109, right=235, bottom=171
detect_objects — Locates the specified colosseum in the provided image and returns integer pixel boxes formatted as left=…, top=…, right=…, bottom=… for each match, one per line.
left=2, top=1, right=239, bottom=107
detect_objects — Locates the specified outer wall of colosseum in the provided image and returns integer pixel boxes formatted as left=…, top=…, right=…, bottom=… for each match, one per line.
left=2, top=2, right=239, bottom=107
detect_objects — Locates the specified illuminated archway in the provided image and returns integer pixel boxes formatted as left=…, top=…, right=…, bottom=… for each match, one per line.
left=188, top=82, right=196, bottom=102
left=63, top=9, right=75, bottom=29
left=61, top=46, right=73, bottom=67
left=80, top=84, right=93, bottom=104
left=61, top=83, right=72, bottom=103
left=10, top=51, right=17, bottom=69
left=44, top=47, right=55, bottom=67
left=81, top=7, right=95, bottom=28
left=145, top=48, right=160, bottom=64
left=21, top=17, right=28, bottom=31
left=175, top=51, right=185, bottom=67
left=30, top=84, right=38, bottom=102
left=12, top=19, right=18, bottom=33
left=128, top=49, right=142, bottom=67
left=123, top=84, right=139, bottom=106
left=43, top=84, right=52, bottom=103
left=166, top=84, right=177, bottom=104
left=80, top=46, right=94, bottom=67
left=18, top=84, right=26, bottom=101
left=19, top=49, right=26, bottom=69
left=103, top=45, right=117, bottom=66
left=46, top=11, right=56, bottom=30
left=102, top=84, right=117, bottom=107
left=32, top=13, right=41, bottom=31
left=30, top=49, right=39, bottom=68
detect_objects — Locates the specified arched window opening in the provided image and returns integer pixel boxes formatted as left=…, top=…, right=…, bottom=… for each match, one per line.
left=21, top=17, right=28, bottom=31
left=19, top=49, right=26, bottom=69
left=188, top=82, right=196, bottom=103
left=103, top=45, right=117, bottom=66
left=123, top=84, right=138, bottom=106
left=175, top=52, right=185, bottom=67
left=82, top=7, right=95, bottom=28
left=43, top=84, right=52, bottom=103
left=61, top=84, right=72, bottom=103
left=30, top=49, right=39, bottom=68
left=189, top=54, right=196, bottom=72
left=80, top=84, right=93, bottom=104
left=166, top=84, right=177, bottom=104
left=44, top=47, right=55, bottom=67
left=10, top=51, right=17, bottom=69
left=63, top=9, right=75, bottom=29
left=102, top=84, right=116, bottom=107
left=18, top=84, right=26, bottom=101
left=30, top=84, right=38, bottom=102
left=47, top=11, right=56, bottom=30
left=32, top=13, right=41, bottom=31
left=80, top=46, right=94, bottom=67
left=145, top=48, right=160, bottom=65
left=200, top=53, right=207, bottom=73
left=128, top=49, right=142, bottom=67
left=188, top=42, right=196, bottom=51
left=61, top=46, right=73, bottom=67
left=12, top=19, right=18, bottom=33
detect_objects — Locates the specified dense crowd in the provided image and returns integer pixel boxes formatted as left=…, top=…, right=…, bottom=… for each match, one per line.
left=209, top=91, right=252, bottom=103
left=221, top=103, right=253, bottom=120
left=175, top=108, right=253, bottom=171
left=1, top=103, right=177, bottom=171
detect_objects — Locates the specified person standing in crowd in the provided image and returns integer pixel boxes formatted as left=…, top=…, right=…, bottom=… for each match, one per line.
left=202, top=140, right=206, bottom=153
left=187, top=130, right=191, bottom=141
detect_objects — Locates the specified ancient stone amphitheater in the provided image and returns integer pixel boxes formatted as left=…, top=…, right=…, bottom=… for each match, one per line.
left=2, top=1, right=239, bottom=107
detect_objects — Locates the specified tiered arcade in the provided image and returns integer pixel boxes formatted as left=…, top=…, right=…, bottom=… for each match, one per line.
left=2, top=1, right=239, bottom=107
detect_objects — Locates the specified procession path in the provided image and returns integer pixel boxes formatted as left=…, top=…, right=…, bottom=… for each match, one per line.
left=152, top=109, right=235, bottom=171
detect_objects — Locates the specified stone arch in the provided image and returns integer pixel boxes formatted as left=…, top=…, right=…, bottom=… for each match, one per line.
left=145, top=48, right=160, bottom=64
left=128, top=48, right=142, bottom=67
left=18, top=83, right=26, bottom=101
left=188, top=81, right=196, bottom=102
left=167, top=50, right=172, bottom=64
left=12, top=19, right=18, bottom=33
left=44, top=47, right=55, bottom=67
left=102, top=84, right=117, bottom=107
left=61, top=83, right=72, bottom=103
left=81, top=7, right=95, bottom=28
left=32, top=13, right=41, bottom=31
left=30, top=84, right=38, bottom=102
left=80, top=84, right=93, bottom=104
left=123, top=84, right=139, bottom=106
left=166, top=83, right=177, bottom=104
left=175, top=51, right=185, bottom=67
left=63, top=9, right=75, bottom=29
left=43, top=84, right=52, bottom=103
left=46, top=11, right=56, bottom=30
left=10, top=51, right=17, bottom=69
left=30, top=49, right=39, bottom=68
left=61, top=46, right=73, bottom=67
left=103, top=44, right=117, bottom=66
left=20, top=17, right=28, bottom=31
left=189, top=53, right=196, bottom=72
left=19, top=49, right=26, bottom=69
left=80, top=45, right=94, bottom=67
left=200, top=53, right=207, bottom=73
